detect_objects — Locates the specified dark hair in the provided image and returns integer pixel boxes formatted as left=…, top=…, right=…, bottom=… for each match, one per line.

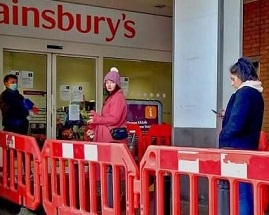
left=3, top=74, right=18, bottom=83
left=105, top=85, right=121, bottom=101
left=230, top=57, right=258, bottom=82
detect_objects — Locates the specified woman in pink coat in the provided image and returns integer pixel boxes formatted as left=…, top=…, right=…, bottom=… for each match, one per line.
left=88, top=67, right=127, bottom=143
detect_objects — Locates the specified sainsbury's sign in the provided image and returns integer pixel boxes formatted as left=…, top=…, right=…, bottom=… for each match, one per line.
left=0, top=0, right=135, bottom=42
left=0, top=0, right=172, bottom=50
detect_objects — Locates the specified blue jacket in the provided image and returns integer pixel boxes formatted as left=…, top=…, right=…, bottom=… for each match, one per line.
left=219, top=83, right=264, bottom=150
left=0, top=88, right=29, bottom=130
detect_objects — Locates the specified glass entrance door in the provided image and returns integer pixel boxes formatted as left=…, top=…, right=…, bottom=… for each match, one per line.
left=3, top=51, right=97, bottom=143
left=3, top=51, right=48, bottom=146
left=53, top=55, right=96, bottom=140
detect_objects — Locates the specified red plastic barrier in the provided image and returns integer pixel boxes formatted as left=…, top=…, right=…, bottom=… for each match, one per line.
left=0, top=131, right=41, bottom=210
left=144, top=124, right=172, bottom=152
left=2, top=129, right=269, bottom=215
left=258, top=131, right=269, bottom=210
left=140, top=146, right=269, bottom=215
left=41, top=140, right=140, bottom=215
left=127, top=124, right=144, bottom=163
left=259, top=131, right=268, bottom=151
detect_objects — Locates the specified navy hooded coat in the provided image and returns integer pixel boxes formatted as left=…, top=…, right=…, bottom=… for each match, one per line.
left=219, top=82, right=264, bottom=150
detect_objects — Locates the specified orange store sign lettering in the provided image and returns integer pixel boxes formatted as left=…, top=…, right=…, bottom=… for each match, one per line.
left=0, top=0, right=136, bottom=42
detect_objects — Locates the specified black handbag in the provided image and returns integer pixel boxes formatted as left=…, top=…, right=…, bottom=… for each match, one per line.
left=110, top=127, right=128, bottom=140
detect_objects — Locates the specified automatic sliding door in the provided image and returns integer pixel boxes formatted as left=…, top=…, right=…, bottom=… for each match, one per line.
left=3, top=51, right=97, bottom=141
left=54, top=55, right=96, bottom=140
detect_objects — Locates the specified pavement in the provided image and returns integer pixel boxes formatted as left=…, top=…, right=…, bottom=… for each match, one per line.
left=0, top=198, right=21, bottom=215
left=0, top=198, right=44, bottom=215
left=0, top=197, right=208, bottom=215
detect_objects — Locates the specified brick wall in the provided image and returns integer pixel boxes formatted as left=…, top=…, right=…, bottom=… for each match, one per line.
left=244, top=0, right=269, bottom=132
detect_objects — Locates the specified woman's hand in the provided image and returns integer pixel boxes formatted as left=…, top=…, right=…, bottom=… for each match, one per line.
left=87, top=118, right=93, bottom=124
left=87, top=110, right=97, bottom=124
left=218, top=109, right=225, bottom=119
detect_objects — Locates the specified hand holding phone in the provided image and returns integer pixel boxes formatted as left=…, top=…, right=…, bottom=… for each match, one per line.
left=211, top=109, right=225, bottom=118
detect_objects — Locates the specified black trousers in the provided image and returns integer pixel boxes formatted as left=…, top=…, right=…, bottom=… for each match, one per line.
left=3, top=124, right=29, bottom=135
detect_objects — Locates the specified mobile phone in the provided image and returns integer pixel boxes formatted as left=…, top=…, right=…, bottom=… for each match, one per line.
left=211, top=109, right=219, bottom=114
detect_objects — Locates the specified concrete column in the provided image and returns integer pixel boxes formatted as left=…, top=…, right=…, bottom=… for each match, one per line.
left=173, top=0, right=242, bottom=148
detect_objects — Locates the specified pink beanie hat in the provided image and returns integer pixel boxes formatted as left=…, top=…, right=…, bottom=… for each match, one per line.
left=104, top=67, right=121, bottom=87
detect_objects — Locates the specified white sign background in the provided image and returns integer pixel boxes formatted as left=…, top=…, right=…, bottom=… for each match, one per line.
left=21, top=71, right=34, bottom=88
left=0, top=0, right=172, bottom=51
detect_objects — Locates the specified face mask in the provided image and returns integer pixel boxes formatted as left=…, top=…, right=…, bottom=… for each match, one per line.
left=8, top=83, right=18, bottom=91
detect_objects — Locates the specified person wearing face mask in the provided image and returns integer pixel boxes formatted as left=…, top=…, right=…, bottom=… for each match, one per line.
left=87, top=67, right=127, bottom=143
left=218, top=57, right=264, bottom=215
left=0, top=74, right=29, bottom=134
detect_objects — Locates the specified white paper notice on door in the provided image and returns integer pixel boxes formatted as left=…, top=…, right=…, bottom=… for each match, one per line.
left=72, top=85, right=83, bottom=102
left=8, top=70, right=20, bottom=77
left=120, top=77, right=129, bottom=96
left=21, top=71, right=34, bottom=88
left=68, top=104, right=80, bottom=121
left=60, top=84, right=71, bottom=101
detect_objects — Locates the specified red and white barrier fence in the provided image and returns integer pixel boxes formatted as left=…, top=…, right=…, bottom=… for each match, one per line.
left=140, top=145, right=269, bottom=215
left=0, top=130, right=269, bottom=214
left=0, top=131, right=41, bottom=210
left=41, top=139, right=139, bottom=215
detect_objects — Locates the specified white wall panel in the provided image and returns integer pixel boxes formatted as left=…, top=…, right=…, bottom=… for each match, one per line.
left=173, top=0, right=219, bottom=128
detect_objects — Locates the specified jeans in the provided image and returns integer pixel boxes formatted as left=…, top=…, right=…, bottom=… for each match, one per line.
left=239, top=182, right=254, bottom=215
left=218, top=180, right=254, bottom=215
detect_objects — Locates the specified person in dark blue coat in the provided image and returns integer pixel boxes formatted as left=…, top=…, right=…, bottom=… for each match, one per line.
left=219, top=57, right=264, bottom=215
left=219, top=58, right=264, bottom=149
left=0, top=74, right=35, bottom=214
left=0, top=74, right=29, bottom=134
